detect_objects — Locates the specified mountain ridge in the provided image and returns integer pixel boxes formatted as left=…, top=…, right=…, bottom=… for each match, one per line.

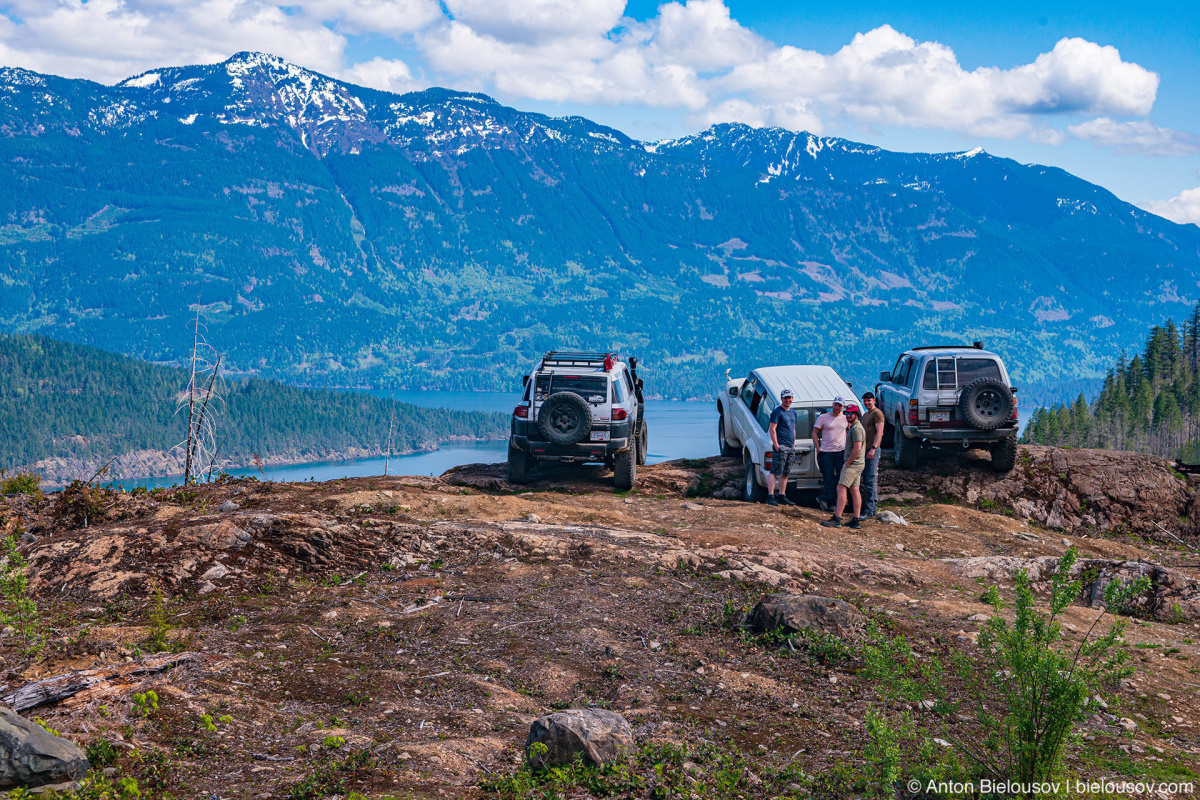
left=1, top=52, right=1197, bottom=400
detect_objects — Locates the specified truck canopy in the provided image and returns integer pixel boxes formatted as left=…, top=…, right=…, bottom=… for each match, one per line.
left=751, top=365, right=860, bottom=407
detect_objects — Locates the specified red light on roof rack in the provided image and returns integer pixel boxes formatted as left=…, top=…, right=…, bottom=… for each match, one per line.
left=604, top=354, right=613, bottom=371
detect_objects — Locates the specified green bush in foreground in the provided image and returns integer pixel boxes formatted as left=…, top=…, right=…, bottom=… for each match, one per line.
left=862, top=547, right=1149, bottom=798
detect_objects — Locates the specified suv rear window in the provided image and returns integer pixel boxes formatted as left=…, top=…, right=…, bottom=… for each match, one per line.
left=922, top=357, right=1003, bottom=389
left=551, top=375, right=608, bottom=404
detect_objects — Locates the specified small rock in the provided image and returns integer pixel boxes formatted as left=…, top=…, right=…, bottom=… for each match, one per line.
left=218, top=500, right=240, bottom=512
left=682, top=502, right=703, bottom=511
left=967, top=613, right=989, bottom=622
left=1061, top=538, right=1071, bottom=546
left=525, top=709, right=634, bottom=769
left=933, top=738, right=952, bottom=747
left=1156, top=693, right=1172, bottom=701
left=524, top=513, right=541, bottom=523
left=0, top=704, right=90, bottom=787
left=1117, top=718, right=1137, bottom=731
left=623, top=498, right=635, bottom=504
left=1171, top=715, right=1184, bottom=724
left=917, top=700, right=936, bottom=711
left=749, top=594, right=866, bottom=641
left=712, top=486, right=741, bottom=500
left=1, top=627, right=13, bottom=636
left=894, top=543, right=905, bottom=551
left=201, top=563, right=228, bottom=581
left=197, top=581, right=218, bottom=595
left=888, top=593, right=913, bottom=604
left=649, top=641, right=662, bottom=650
left=398, top=752, right=411, bottom=760
left=876, top=510, right=908, bottom=526
left=253, top=651, right=265, bottom=659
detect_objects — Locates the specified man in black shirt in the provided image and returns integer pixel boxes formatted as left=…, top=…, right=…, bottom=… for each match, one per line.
left=767, top=389, right=798, bottom=507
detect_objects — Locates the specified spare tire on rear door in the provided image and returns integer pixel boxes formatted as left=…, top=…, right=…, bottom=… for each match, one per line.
left=537, top=391, right=593, bottom=445
left=957, top=377, right=1014, bottom=431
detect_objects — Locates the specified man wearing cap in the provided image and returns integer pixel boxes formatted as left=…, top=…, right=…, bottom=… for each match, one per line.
left=812, top=397, right=848, bottom=512
left=766, top=389, right=799, bottom=507
left=860, top=392, right=886, bottom=519
left=822, top=404, right=865, bottom=529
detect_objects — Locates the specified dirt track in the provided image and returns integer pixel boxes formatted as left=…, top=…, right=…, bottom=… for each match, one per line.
left=1, top=448, right=1198, bottom=797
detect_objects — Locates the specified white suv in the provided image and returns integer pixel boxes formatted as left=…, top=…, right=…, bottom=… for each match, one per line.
left=507, top=351, right=646, bottom=489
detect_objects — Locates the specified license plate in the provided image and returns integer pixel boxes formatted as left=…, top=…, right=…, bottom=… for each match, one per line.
left=590, top=431, right=610, bottom=442
left=930, top=410, right=949, bottom=422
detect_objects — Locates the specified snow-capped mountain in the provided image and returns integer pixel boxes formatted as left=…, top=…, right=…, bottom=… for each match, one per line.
left=0, top=53, right=1197, bottom=399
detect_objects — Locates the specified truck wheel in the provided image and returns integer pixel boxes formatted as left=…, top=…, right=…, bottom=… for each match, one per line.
left=637, top=421, right=649, bottom=466
left=614, top=438, right=637, bottom=490
left=507, top=447, right=534, bottom=484
left=991, top=436, right=1018, bottom=473
left=718, top=412, right=738, bottom=456
left=537, top=391, right=593, bottom=445
left=743, top=460, right=767, bottom=503
left=958, top=377, right=1014, bottom=431
left=893, top=425, right=919, bottom=470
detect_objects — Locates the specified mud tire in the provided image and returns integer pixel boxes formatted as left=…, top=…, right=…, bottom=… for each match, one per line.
left=537, top=391, right=593, bottom=446
left=991, top=436, right=1018, bottom=473
left=718, top=412, right=738, bottom=457
left=958, top=377, right=1015, bottom=431
left=893, top=424, right=919, bottom=470
left=507, top=448, right=535, bottom=484
left=614, top=438, right=637, bottom=490
left=743, top=460, right=768, bottom=503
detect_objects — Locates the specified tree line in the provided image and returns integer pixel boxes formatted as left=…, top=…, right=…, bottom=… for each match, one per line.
left=0, top=333, right=508, bottom=470
left=1022, top=302, right=1200, bottom=461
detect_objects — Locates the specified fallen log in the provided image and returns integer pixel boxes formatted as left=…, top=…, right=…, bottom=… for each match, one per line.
left=1, top=652, right=198, bottom=712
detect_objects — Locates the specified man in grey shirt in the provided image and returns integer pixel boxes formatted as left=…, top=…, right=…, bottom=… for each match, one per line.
left=766, top=389, right=798, bottom=507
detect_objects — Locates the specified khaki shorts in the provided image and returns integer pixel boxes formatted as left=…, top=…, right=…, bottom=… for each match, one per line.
left=839, top=460, right=864, bottom=488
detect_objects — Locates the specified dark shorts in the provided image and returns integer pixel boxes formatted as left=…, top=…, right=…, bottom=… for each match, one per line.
left=771, top=446, right=796, bottom=476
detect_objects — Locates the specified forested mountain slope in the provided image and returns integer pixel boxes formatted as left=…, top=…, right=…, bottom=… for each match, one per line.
left=1, top=53, right=1198, bottom=399
left=0, top=333, right=506, bottom=482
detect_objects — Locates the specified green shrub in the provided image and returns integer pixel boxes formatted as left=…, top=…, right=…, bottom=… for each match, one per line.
left=0, top=469, right=41, bottom=497
left=0, top=535, right=42, bottom=656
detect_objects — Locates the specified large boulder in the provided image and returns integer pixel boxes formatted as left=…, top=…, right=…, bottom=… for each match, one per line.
left=0, top=705, right=89, bottom=788
left=749, top=594, right=865, bottom=641
left=525, top=709, right=634, bottom=770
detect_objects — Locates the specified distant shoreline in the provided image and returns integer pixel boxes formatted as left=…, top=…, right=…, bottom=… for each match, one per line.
left=23, top=435, right=505, bottom=489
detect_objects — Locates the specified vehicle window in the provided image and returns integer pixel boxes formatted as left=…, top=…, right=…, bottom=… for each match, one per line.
left=741, top=381, right=755, bottom=406
left=922, top=360, right=937, bottom=390
left=551, top=375, right=608, bottom=404
left=534, top=375, right=551, bottom=401
left=756, top=393, right=775, bottom=432
left=749, top=389, right=762, bottom=415
left=623, top=370, right=635, bottom=393
left=612, top=378, right=628, bottom=403
left=956, top=358, right=1002, bottom=386
left=891, top=356, right=907, bottom=383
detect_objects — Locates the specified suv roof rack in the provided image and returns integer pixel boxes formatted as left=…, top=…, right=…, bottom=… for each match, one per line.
left=910, top=344, right=985, bottom=352
left=540, top=351, right=613, bottom=368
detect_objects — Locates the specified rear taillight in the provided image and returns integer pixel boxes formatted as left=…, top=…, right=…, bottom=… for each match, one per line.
left=764, top=451, right=774, bottom=471
left=1011, top=396, right=1019, bottom=421
left=513, top=403, right=529, bottom=418
left=612, top=408, right=627, bottom=421
left=908, top=400, right=919, bottom=426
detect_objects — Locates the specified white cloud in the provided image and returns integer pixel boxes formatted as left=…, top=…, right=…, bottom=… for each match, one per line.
left=340, top=56, right=419, bottom=93
left=1068, top=117, right=1200, bottom=156
left=719, top=27, right=1159, bottom=138
left=293, top=0, right=442, bottom=37
left=443, top=0, right=624, bottom=45
left=1140, top=187, right=1200, bottom=227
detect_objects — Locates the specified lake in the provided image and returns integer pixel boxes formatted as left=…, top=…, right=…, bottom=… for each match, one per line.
left=113, top=392, right=720, bottom=490
left=113, top=390, right=1034, bottom=490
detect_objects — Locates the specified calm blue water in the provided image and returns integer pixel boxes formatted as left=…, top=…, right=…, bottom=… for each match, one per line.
left=111, top=391, right=1034, bottom=490
left=111, top=392, right=721, bottom=490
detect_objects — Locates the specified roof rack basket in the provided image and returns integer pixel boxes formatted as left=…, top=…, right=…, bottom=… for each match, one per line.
left=540, top=351, right=612, bottom=368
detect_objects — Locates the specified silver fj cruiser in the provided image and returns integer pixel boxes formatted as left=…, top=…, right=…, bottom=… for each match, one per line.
left=507, top=351, right=646, bottom=489
left=874, top=343, right=1019, bottom=472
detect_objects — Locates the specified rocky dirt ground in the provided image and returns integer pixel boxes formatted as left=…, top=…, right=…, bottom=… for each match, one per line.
left=0, top=445, right=1199, bottom=798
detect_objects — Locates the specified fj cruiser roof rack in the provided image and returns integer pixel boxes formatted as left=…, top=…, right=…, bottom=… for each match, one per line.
left=540, top=351, right=614, bottom=368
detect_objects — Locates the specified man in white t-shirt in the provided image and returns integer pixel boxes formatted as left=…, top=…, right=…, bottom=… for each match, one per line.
left=812, top=397, right=848, bottom=512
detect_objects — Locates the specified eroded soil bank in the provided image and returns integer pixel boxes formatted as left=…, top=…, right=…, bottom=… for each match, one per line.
left=1, top=445, right=1198, bottom=798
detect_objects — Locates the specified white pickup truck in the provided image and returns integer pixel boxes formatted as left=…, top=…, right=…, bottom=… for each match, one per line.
left=716, top=365, right=860, bottom=502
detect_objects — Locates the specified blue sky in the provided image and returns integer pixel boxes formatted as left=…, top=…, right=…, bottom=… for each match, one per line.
left=2, top=0, right=1198, bottom=222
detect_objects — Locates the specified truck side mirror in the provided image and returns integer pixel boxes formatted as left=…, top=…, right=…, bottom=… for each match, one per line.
left=1011, top=387, right=1019, bottom=394
left=522, top=375, right=529, bottom=387
left=879, top=372, right=891, bottom=382
left=728, top=386, right=738, bottom=396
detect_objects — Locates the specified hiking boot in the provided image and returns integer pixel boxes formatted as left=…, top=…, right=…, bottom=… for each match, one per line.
left=775, top=494, right=796, bottom=506
left=847, top=517, right=862, bottom=529
left=766, top=495, right=779, bottom=506
left=820, top=516, right=842, bottom=528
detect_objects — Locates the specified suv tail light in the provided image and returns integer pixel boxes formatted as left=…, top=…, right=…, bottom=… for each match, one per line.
left=908, top=399, right=919, bottom=426
left=1010, top=395, right=1019, bottom=421
left=513, top=403, right=530, bottom=418
left=764, top=450, right=774, bottom=471
left=612, top=408, right=627, bottom=420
